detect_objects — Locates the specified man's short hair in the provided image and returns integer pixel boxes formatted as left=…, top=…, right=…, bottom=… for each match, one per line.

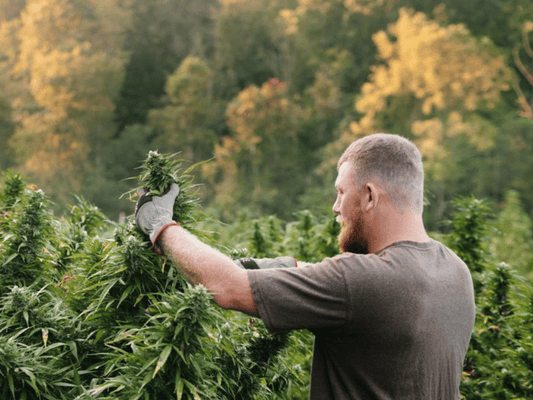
left=338, top=133, right=424, bottom=213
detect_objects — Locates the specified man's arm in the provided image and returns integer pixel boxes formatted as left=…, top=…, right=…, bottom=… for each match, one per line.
left=158, top=224, right=260, bottom=317
left=134, top=183, right=259, bottom=316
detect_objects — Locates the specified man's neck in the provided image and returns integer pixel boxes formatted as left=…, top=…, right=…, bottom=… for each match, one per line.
left=368, top=212, right=430, bottom=254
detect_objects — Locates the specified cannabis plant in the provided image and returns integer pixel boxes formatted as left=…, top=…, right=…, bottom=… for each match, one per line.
left=61, top=151, right=296, bottom=399
left=0, top=183, right=56, bottom=293
left=0, top=170, right=26, bottom=210
left=132, top=150, right=205, bottom=229
left=445, top=197, right=533, bottom=399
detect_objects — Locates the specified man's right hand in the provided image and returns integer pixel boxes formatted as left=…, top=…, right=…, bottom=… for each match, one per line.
left=134, top=183, right=180, bottom=254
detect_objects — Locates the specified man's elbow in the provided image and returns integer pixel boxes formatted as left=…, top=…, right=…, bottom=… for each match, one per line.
left=212, top=272, right=260, bottom=317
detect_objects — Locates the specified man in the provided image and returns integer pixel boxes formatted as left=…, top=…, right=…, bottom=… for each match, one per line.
left=135, top=133, right=475, bottom=400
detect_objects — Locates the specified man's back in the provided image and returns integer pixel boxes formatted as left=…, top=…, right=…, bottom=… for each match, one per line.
left=248, top=240, right=475, bottom=399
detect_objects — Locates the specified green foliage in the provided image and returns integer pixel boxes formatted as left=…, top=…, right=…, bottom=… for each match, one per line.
left=114, top=0, right=217, bottom=133
left=132, top=150, right=206, bottom=232
left=2, top=0, right=533, bottom=225
left=0, top=170, right=26, bottom=210
left=491, top=190, right=533, bottom=281
left=213, top=0, right=287, bottom=95
left=0, top=95, right=15, bottom=170
left=444, top=196, right=533, bottom=399
left=0, top=181, right=56, bottom=292
left=444, top=196, right=494, bottom=294
left=3, top=156, right=533, bottom=399
left=0, top=283, right=84, bottom=400
left=147, top=55, right=224, bottom=164
left=285, top=210, right=340, bottom=262
left=68, top=196, right=108, bottom=237
left=0, top=152, right=303, bottom=399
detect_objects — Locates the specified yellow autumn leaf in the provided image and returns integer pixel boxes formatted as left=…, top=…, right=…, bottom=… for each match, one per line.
left=42, top=328, right=49, bottom=348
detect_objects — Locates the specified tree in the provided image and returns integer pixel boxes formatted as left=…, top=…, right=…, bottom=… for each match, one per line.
left=278, top=0, right=397, bottom=93
left=113, top=0, right=218, bottom=134
left=350, top=8, right=510, bottom=170
left=203, top=78, right=310, bottom=218
left=0, top=15, right=23, bottom=171
left=399, top=0, right=533, bottom=118
left=513, top=20, right=533, bottom=119
left=0, top=96, right=15, bottom=171
left=213, top=0, right=298, bottom=97
left=400, top=0, right=533, bottom=48
left=148, top=56, right=224, bottom=163
left=0, top=0, right=26, bottom=22
left=4, top=0, right=125, bottom=206
left=317, top=7, right=518, bottom=227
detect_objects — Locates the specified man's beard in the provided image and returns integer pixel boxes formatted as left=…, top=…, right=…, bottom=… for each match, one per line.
left=338, top=214, right=368, bottom=254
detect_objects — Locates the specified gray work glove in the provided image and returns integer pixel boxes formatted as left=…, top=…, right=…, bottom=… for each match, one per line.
left=135, top=183, right=180, bottom=254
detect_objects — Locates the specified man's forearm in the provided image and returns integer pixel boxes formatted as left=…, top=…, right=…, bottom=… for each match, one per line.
left=158, top=225, right=259, bottom=316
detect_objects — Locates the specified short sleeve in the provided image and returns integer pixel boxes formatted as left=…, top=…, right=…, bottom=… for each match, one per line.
left=236, top=256, right=298, bottom=270
left=247, top=257, right=348, bottom=333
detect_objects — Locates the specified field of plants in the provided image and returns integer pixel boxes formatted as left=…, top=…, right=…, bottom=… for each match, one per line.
left=1, top=151, right=533, bottom=399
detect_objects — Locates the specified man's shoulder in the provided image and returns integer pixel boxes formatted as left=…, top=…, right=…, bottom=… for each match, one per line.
left=327, top=239, right=471, bottom=284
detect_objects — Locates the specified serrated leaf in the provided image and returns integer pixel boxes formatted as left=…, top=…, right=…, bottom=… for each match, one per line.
left=8, top=373, right=15, bottom=396
left=153, top=345, right=172, bottom=378
left=118, top=285, right=135, bottom=307
left=175, top=379, right=184, bottom=400
left=1, top=252, right=18, bottom=266
left=140, top=370, right=152, bottom=391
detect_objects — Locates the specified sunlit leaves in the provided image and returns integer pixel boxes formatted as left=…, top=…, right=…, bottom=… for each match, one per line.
left=343, top=0, right=392, bottom=16
left=4, top=0, right=125, bottom=201
left=203, top=78, right=310, bottom=216
left=358, top=8, right=510, bottom=116
left=327, top=7, right=513, bottom=179
left=278, top=0, right=335, bottom=35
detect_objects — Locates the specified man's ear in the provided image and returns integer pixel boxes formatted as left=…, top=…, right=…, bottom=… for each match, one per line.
left=362, top=183, right=380, bottom=212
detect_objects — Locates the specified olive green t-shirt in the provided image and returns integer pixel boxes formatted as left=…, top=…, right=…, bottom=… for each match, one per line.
left=246, top=240, right=475, bottom=400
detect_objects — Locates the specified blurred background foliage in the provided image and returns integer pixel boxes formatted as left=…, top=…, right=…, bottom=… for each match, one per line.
left=0, top=0, right=532, bottom=232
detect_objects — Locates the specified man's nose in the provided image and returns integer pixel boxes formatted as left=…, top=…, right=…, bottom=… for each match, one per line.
left=332, top=197, right=340, bottom=215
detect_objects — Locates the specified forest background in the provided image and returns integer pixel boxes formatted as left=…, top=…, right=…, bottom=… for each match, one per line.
left=1, top=0, right=533, bottom=236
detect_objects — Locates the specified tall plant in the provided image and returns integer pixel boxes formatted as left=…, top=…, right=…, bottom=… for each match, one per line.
left=63, top=151, right=294, bottom=399
left=445, top=196, right=533, bottom=399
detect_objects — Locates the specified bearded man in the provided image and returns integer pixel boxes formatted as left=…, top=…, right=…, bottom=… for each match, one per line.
left=135, top=133, right=475, bottom=400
